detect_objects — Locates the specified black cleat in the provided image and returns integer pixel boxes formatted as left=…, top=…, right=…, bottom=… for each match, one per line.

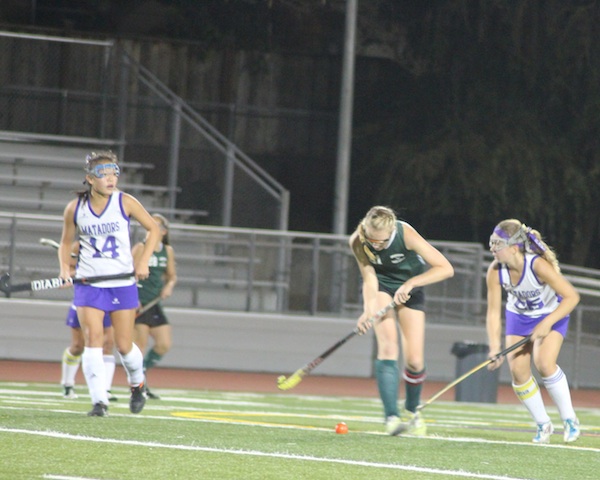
left=87, top=402, right=108, bottom=417
left=107, top=390, right=118, bottom=402
left=129, top=382, right=147, bottom=414
left=146, top=387, right=161, bottom=400
left=63, top=386, right=78, bottom=399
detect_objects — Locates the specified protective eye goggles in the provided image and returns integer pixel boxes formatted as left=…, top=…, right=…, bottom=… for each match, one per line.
left=361, top=225, right=395, bottom=249
left=87, top=163, right=120, bottom=178
left=488, top=235, right=509, bottom=251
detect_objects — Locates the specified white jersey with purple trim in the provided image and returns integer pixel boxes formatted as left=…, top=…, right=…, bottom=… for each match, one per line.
left=499, top=253, right=560, bottom=317
left=74, top=191, right=135, bottom=288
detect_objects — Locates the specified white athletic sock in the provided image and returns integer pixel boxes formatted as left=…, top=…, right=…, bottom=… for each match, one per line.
left=61, top=348, right=81, bottom=387
left=118, top=343, right=144, bottom=386
left=542, top=366, right=577, bottom=421
left=513, top=376, right=551, bottom=425
left=82, top=347, right=109, bottom=405
left=103, top=354, right=116, bottom=392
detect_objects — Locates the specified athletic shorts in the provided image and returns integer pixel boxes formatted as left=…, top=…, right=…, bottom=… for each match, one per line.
left=73, top=283, right=139, bottom=311
left=378, top=285, right=425, bottom=312
left=135, top=304, right=169, bottom=328
left=66, top=304, right=111, bottom=329
left=505, top=310, right=569, bottom=337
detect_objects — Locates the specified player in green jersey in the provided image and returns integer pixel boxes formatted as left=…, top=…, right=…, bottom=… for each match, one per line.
left=132, top=214, right=177, bottom=399
left=349, top=206, right=454, bottom=436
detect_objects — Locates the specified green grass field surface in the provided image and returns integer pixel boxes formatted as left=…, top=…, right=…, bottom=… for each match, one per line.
left=1, top=382, right=599, bottom=479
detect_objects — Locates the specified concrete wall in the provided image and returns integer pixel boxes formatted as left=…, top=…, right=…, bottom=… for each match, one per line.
left=2, top=298, right=599, bottom=389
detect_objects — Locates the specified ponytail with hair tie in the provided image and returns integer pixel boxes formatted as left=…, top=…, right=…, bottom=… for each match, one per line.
left=522, top=225, right=547, bottom=254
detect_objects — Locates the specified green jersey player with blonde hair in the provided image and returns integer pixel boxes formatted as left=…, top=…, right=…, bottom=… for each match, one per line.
left=349, top=206, right=454, bottom=436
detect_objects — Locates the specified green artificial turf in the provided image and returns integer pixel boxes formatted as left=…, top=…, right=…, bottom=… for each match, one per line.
left=0, top=383, right=598, bottom=479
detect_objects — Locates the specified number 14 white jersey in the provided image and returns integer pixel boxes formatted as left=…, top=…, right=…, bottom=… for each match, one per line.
left=74, top=191, right=135, bottom=288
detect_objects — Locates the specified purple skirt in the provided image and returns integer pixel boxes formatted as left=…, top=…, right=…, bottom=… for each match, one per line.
left=505, top=310, right=569, bottom=337
left=66, top=304, right=111, bottom=328
left=73, top=283, right=139, bottom=311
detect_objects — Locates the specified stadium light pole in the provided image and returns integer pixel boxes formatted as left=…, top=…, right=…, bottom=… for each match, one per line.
left=332, top=0, right=358, bottom=235
left=330, top=0, right=358, bottom=312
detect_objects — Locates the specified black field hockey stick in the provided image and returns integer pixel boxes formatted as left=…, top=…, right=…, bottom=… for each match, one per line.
left=417, top=335, right=532, bottom=411
left=135, top=295, right=162, bottom=318
left=0, top=271, right=135, bottom=296
left=277, top=300, right=397, bottom=391
left=40, top=236, right=159, bottom=316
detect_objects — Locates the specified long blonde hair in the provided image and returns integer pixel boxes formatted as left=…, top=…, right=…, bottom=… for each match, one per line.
left=357, top=206, right=397, bottom=243
left=494, top=218, right=560, bottom=272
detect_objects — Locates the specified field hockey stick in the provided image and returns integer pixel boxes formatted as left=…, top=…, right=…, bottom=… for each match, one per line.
left=277, top=300, right=397, bottom=391
left=39, top=237, right=60, bottom=249
left=416, top=335, right=532, bottom=411
left=0, top=271, right=135, bottom=295
left=136, top=295, right=161, bottom=318
left=39, top=237, right=78, bottom=258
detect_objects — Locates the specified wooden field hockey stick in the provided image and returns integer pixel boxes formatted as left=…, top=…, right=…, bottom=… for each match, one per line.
left=0, top=271, right=135, bottom=295
left=416, top=335, right=532, bottom=411
left=136, top=295, right=162, bottom=318
left=277, top=300, right=397, bottom=391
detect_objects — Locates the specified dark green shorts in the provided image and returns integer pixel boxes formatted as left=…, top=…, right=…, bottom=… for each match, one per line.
left=135, top=304, right=169, bottom=328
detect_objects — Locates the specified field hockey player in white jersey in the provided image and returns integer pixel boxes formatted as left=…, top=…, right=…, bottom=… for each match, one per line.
left=58, top=150, right=161, bottom=417
left=486, top=219, right=581, bottom=443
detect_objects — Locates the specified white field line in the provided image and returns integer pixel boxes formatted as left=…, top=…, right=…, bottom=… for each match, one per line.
left=2, top=426, right=532, bottom=480
left=1, top=404, right=599, bottom=453
left=44, top=476, right=114, bottom=480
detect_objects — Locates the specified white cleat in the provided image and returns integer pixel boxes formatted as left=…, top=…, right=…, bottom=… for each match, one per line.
left=533, top=421, right=553, bottom=444
left=563, top=418, right=580, bottom=443
left=385, top=415, right=406, bottom=436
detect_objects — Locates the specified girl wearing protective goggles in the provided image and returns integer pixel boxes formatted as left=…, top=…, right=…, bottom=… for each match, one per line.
left=485, top=219, right=580, bottom=444
left=349, top=205, right=454, bottom=437
left=58, top=150, right=161, bottom=417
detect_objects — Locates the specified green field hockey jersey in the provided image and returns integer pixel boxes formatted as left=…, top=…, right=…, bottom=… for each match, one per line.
left=138, top=243, right=168, bottom=305
left=362, top=221, right=425, bottom=290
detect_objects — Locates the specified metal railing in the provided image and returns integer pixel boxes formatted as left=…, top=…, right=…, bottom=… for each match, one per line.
left=2, top=211, right=600, bottom=324
left=2, top=211, right=599, bottom=386
left=0, top=212, right=483, bottom=316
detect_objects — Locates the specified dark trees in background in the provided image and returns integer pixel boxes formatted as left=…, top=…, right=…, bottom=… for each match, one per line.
left=2, top=1, right=600, bottom=266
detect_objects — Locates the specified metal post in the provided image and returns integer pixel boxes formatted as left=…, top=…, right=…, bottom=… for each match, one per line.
left=246, top=232, right=256, bottom=312
left=310, top=237, right=321, bottom=314
left=167, top=101, right=182, bottom=218
left=572, top=307, right=583, bottom=389
left=223, top=144, right=234, bottom=227
left=7, top=217, right=17, bottom=298
left=222, top=103, right=236, bottom=227
left=116, top=53, right=130, bottom=162
left=99, top=43, right=113, bottom=138
left=330, top=0, right=358, bottom=313
left=275, top=190, right=291, bottom=311
left=332, top=0, right=358, bottom=236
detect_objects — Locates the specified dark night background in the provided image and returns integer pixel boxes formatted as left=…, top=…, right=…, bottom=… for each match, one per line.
left=1, top=0, right=600, bottom=267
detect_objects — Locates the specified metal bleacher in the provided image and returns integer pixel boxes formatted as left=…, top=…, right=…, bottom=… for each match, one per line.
left=0, top=139, right=208, bottom=221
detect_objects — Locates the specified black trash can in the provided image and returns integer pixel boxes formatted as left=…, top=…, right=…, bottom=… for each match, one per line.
left=450, top=341, right=499, bottom=403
